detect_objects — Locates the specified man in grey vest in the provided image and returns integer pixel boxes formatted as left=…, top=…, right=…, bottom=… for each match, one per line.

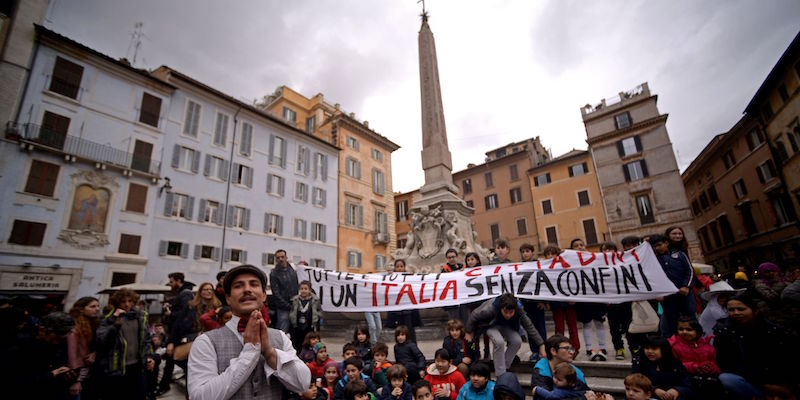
left=188, top=264, right=310, bottom=399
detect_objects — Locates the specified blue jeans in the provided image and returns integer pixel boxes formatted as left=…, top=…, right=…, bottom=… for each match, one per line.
left=718, top=373, right=763, bottom=399
left=364, top=312, right=382, bottom=345
left=276, top=309, right=291, bottom=333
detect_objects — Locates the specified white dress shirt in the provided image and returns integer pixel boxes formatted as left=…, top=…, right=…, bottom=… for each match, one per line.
left=188, top=315, right=311, bottom=400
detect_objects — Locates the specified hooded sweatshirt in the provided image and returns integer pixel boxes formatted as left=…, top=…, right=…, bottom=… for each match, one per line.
left=667, top=335, right=720, bottom=376
left=424, top=363, right=466, bottom=400
left=492, top=373, right=525, bottom=400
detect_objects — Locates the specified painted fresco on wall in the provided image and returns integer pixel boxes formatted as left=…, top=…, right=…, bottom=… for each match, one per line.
left=67, top=184, right=110, bottom=232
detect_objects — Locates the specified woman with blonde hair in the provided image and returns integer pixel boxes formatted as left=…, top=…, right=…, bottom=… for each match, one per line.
left=189, top=282, right=221, bottom=332
left=67, top=296, right=100, bottom=397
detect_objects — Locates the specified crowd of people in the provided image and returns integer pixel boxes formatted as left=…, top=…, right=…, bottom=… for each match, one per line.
left=1, top=230, right=799, bottom=399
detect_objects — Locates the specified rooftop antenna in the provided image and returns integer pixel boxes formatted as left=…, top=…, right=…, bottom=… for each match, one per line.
left=126, top=22, right=146, bottom=66
left=418, top=0, right=428, bottom=22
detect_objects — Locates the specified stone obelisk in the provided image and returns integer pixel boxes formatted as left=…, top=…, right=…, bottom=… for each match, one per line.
left=392, top=10, right=490, bottom=272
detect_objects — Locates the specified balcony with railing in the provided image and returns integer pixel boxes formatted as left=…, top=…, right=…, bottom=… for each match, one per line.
left=581, top=82, right=651, bottom=117
left=5, top=122, right=160, bottom=176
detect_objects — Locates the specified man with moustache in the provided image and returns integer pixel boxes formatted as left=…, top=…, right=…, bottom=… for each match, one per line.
left=188, top=265, right=310, bottom=400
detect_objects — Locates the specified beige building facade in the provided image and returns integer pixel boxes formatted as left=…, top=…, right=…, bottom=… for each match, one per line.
left=263, top=87, right=400, bottom=272
left=528, top=150, right=608, bottom=252
left=582, top=83, right=702, bottom=261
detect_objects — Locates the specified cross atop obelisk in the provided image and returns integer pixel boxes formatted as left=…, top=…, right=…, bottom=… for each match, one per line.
left=417, top=5, right=459, bottom=200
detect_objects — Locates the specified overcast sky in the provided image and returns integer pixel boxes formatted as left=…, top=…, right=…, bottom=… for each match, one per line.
left=47, top=0, right=800, bottom=193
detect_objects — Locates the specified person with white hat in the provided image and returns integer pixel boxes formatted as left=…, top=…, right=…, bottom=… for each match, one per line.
left=698, top=281, right=744, bottom=334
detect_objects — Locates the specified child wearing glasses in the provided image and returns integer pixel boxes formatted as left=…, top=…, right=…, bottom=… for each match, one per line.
left=531, top=335, right=591, bottom=394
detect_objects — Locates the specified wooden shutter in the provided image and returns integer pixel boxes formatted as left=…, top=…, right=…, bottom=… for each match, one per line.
left=264, top=213, right=272, bottom=233
left=633, top=136, right=642, bottom=152
left=204, top=154, right=212, bottom=176
left=194, top=245, right=202, bottom=259
left=640, top=160, right=649, bottom=177
left=158, top=240, right=168, bottom=256
left=616, top=141, right=625, bottom=157
left=269, top=135, right=276, bottom=164
left=171, top=145, right=181, bottom=168
left=191, top=150, right=200, bottom=173
left=197, top=199, right=207, bottom=222
left=164, top=192, right=174, bottom=216
left=185, top=196, right=195, bottom=220
left=139, top=93, right=161, bottom=127
left=622, top=164, right=631, bottom=182
left=243, top=208, right=250, bottom=230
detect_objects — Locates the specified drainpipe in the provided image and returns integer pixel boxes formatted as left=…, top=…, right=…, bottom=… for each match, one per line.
left=219, top=107, right=242, bottom=270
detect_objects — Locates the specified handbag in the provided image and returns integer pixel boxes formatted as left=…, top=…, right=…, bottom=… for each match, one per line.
left=628, top=300, right=659, bottom=334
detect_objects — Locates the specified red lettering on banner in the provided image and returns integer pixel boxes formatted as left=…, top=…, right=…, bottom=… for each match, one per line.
left=381, top=282, right=398, bottom=306
left=631, top=249, right=640, bottom=262
left=440, top=280, right=457, bottom=300
left=603, top=252, right=609, bottom=265
left=547, top=255, right=571, bottom=269
left=510, top=263, right=521, bottom=272
left=466, top=268, right=482, bottom=277
left=578, top=252, right=596, bottom=266
left=396, top=284, right=417, bottom=305
left=372, top=283, right=378, bottom=306
left=612, top=251, right=625, bottom=265
left=493, top=266, right=502, bottom=274
left=419, top=283, right=430, bottom=303
left=537, top=260, right=542, bottom=269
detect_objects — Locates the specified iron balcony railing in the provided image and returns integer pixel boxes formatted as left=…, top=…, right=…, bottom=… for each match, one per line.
left=6, top=121, right=161, bottom=176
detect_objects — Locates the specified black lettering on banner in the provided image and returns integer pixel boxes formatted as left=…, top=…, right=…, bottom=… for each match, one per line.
left=637, top=264, right=653, bottom=291
left=485, top=275, right=499, bottom=295
left=516, top=271, right=534, bottom=295
left=598, top=267, right=611, bottom=293
left=534, top=271, right=556, bottom=296
left=612, top=267, right=621, bottom=295
left=500, top=273, right=515, bottom=294
left=465, top=277, right=483, bottom=297
left=565, top=271, right=580, bottom=295
left=579, top=268, right=599, bottom=295
left=621, top=265, right=639, bottom=294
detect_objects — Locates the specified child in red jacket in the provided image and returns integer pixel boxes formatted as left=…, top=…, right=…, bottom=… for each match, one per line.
left=424, top=348, right=466, bottom=400
left=308, top=343, right=338, bottom=379
left=667, top=317, right=720, bottom=377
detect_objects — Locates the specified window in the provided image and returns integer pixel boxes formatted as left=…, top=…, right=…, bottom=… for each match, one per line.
left=24, top=160, right=59, bottom=197
left=583, top=219, right=598, bottom=245
left=732, top=179, right=747, bottom=199
left=623, top=160, right=649, bottom=182
left=372, top=168, right=385, bottom=195
left=375, top=255, right=387, bottom=270
left=269, top=135, right=286, bottom=167
left=699, top=227, right=712, bottom=251
left=699, top=193, right=710, bottom=210
left=372, top=148, right=383, bottom=162
left=167, top=193, right=192, bottom=219
left=466, top=200, right=474, bottom=208
left=312, top=187, right=326, bottom=207
left=509, top=165, right=519, bottom=181
left=306, top=115, right=316, bottom=133
left=346, top=157, right=361, bottom=179
left=139, top=93, right=161, bottom=127
left=490, top=224, right=500, bottom=244
left=311, top=259, right=326, bottom=269
left=374, top=209, right=389, bottom=242
left=239, top=122, right=253, bottom=156
left=462, top=179, right=472, bottom=194
left=231, top=206, right=248, bottom=229
left=205, top=155, right=229, bottom=181
left=8, top=220, right=46, bottom=246
left=485, top=194, right=499, bottom=210
left=577, top=190, right=590, bottom=207
left=346, top=202, right=364, bottom=227
left=311, top=223, right=326, bottom=242
left=709, top=221, right=722, bottom=248
left=740, top=203, right=758, bottom=236
left=111, top=272, right=136, bottom=287
left=542, top=199, right=553, bottom=215
left=770, top=195, right=794, bottom=226
left=266, top=174, right=285, bottom=197
left=516, top=218, right=528, bottom=236
left=708, top=186, right=719, bottom=204
left=347, top=136, right=360, bottom=150
left=614, top=112, right=631, bottom=129
left=722, top=151, right=736, bottom=170
left=719, top=215, right=734, bottom=244
left=295, top=182, right=308, bottom=202
left=534, top=173, right=551, bottom=186
left=484, top=172, right=493, bottom=188
left=509, top=187, right=522, bottom=204
left=196, top=245, right=219, bottom=261
left=264, top=213, right=283, bottom=235
left=745, top=129, right=764, bottom=151
left=283, top=107, right=297, bottom=123
left=756, top=160, right=777, bottom=183
left=118, top=234, right=141, bottom=255
left=617, top=136, right=641, bottom=157
left=203, top=200, right=220, bottom=224
left=545, top=226, right=558, bottom=245
left=396, top=200, right=409, bottom=221
left=569, top=162, right=589, bottom=177
left=213, top=112, right=229, bottom=147
left=495, top=149, right=506, bottom=158
left=172, top=145, right=198, bottom=172
left=779, top=84, right=790, bottom=103
left=397, top=238, right=407, bottom=249
left=762, top=102, right=774, bottom=121
left=40, top=111, right=70, bottom=149
left=131, top=140, right=153, bottom=173
left=49, top=56, right=83, bottom=99
left=314, top=153, right=328, bottom=181
left=635, top=195, right=655, bottom=224
left=347, top=250, right=362, bottom=268
left=125, top=183, right=147, bottom=213
left=183, top=100, right=201, bottom=137
left=161, top=240, right=188, bottom=258
left=296, top=146, right=310, bottom=176
left=232, top=163, right=253, bottom=188
left=294, top=218, right=307, bottom=239
left=228, top=249, right=245, bottom=263
left=691, top=200, right=701, bottom=216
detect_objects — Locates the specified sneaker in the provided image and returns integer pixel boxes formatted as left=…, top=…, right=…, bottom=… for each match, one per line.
left=615, top=349, right=625, bottom=360
left=596, top=349, right=607, bottom=361
left=585, top=350, right=593, bottom=360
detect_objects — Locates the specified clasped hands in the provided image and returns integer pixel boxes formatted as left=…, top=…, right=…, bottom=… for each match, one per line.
left=241, top=309, right=274, bottom=359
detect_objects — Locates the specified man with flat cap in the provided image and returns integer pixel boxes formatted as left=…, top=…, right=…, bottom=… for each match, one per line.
left=188, top=264, right=310, bottom=399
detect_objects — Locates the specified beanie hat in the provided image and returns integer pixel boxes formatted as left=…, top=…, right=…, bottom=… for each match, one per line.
left=734, top=271, right=748, bottom=281
left=314, top=342, right=327, bottom=354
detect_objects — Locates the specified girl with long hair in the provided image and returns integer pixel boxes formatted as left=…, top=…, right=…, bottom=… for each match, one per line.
left=190, top=282, right=221, bottom=332
left=67, top=296, right=100, bottom=397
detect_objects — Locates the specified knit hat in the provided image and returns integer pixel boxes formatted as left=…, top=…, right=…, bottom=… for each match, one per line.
left=734, top=271, right=748, bottom=281
left=314, top=342, right=327, bottom=354
left=757, top=262, right=781, bottom=276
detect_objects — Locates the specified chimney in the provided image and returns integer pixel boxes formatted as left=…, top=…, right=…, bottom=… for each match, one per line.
left=364, top=121, right=369, bottom=128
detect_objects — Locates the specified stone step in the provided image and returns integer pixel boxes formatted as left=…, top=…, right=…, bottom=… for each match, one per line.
left=509, top=359, right=632, bottom=379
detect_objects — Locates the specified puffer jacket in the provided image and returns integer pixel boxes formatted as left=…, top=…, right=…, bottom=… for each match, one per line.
left=465, top=297, right=543, bottom=348
left=95, top=307, right=152, bottom=377
left=667, top=335, right=720, bottom=376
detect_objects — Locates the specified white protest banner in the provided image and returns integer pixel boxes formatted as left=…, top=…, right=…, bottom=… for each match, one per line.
left=295, top=242, right=677, bottom=312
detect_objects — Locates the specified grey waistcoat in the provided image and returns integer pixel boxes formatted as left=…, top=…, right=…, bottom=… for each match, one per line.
left=205, top=326, right=283, bottom=400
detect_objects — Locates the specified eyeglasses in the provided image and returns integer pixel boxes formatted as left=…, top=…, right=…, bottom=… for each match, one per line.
left=558, top=346, right=575, bottom=352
